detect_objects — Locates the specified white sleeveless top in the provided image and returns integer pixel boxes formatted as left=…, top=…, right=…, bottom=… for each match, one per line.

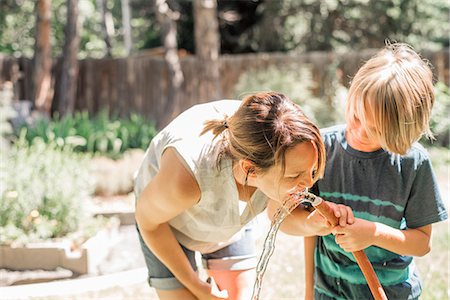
left=134, top=100, right=269, bottom=253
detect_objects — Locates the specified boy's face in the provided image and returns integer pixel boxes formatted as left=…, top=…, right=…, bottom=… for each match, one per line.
left=254, top=141, right=318, bottom=202
left=348, top=112, right=382, bottom=152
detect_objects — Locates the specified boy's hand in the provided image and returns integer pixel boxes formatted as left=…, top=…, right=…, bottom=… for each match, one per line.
left=333, top=218, right=377, bottom=252
left=306, top=201, right=354, bottom=236
left=327, top=201, right=355, bottom=227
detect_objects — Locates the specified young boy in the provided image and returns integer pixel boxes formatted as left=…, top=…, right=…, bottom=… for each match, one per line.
left=304, top=43, right=448, bottom=299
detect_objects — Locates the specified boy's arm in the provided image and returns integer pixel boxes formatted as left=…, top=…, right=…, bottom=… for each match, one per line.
left=373, top=223, right=431, bottom=256
left=304, top=236, right=317, bottom=300
left=333, top=218, right=432, bottom=256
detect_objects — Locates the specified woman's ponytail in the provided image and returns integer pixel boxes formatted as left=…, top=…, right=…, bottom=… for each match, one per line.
left=201, top=117, right=229, bottom=138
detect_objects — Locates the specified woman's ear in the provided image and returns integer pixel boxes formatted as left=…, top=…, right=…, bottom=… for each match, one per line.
left=239, top=159, right=257, bottom=177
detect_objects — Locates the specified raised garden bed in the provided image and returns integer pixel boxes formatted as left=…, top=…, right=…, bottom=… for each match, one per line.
left=0, top=220, right=120, bottom=277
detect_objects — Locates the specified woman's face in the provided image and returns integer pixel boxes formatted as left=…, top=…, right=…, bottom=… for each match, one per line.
left=255, top=141, right=318, bottom=202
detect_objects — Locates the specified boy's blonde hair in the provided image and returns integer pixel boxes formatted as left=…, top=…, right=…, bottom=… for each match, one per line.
left=345, top=43, right=435, bottom=155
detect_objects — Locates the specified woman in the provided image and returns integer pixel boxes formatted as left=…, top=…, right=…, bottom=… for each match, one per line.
left=135, top=92, right=351, bottom=299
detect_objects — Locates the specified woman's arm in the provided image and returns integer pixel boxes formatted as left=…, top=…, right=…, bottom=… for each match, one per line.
left=266, top=200, right=353, bottom=237
left=266, top=201, right=328, bottom=236
left=135, top=147, right=211, bottom=297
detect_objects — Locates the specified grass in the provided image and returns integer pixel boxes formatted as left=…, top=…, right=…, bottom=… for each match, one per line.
left=415, top=146, right=449, bottom=300
left=416, top=220, right=449, bottom=300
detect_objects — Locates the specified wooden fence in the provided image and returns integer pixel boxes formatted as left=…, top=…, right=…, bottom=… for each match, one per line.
left=0, top=48, right=448, bottom=127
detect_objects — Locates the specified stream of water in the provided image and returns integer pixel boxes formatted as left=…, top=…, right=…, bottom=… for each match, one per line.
left=251, top=190, right=316, bottom=300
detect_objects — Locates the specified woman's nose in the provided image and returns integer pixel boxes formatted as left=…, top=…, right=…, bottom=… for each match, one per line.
left=297, top=175, right=314, bottom=189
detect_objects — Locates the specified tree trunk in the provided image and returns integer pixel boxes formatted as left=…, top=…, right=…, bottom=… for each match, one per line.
left=121, top=0, right=132, bottom=55
left=33, top=0, right=53, bottom=115
left=53, top=0, right=80, bottom=117
left=193, top=0, right=221, bottom=101
left=97, top=0, right=113, bottom=57
left=155, top=0, right=184, bottom=128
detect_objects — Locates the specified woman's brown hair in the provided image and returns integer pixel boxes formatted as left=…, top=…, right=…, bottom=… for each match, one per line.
left=201, top=92, right=326, bottom=182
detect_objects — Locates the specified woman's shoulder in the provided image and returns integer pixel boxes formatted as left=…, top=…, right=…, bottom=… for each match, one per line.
left=158, top=147, right=201, bottom=207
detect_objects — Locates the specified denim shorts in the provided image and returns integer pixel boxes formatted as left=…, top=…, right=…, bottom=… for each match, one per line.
left=136, top=226, right=257, bottom=290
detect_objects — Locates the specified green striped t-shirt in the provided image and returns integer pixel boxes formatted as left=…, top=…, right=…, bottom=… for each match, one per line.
left=314, top=125, right=447, bottom=300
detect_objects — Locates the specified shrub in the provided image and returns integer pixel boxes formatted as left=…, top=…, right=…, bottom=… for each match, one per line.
left=0, top=82, right=16, bottom=149
left=0, top=135, right=94, bottom=245
left=17, top=111, right=157, bottom=158
left=429, top=82, right=450, bottom=147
